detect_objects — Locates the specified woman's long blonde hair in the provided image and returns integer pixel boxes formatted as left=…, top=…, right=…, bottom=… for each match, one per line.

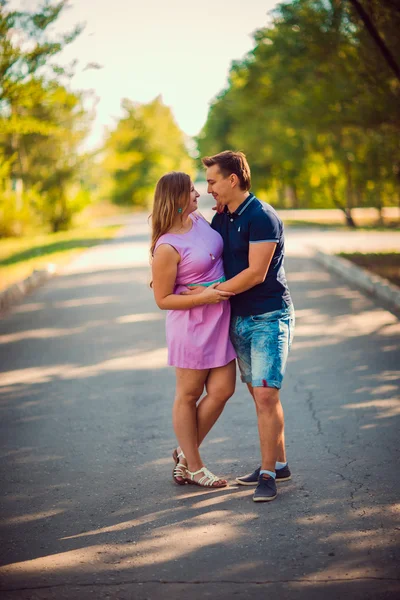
left=149, top=171, right=191, bottom=257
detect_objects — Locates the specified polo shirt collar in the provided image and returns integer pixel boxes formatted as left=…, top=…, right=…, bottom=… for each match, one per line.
left=224, top=193, right=254, bottom=218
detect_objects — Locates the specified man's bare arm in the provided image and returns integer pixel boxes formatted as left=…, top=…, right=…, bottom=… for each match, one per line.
left=215, top=242, right=276, bottom=294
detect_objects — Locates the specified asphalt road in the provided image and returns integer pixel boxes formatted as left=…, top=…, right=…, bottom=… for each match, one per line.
left=0, top=207, right=399, bottom=599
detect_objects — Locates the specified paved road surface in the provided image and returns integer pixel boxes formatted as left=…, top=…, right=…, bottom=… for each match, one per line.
left=0, top=205, right=399, bottom=599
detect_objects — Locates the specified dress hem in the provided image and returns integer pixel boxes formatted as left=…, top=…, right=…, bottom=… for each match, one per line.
left=168, top=354, right=236, bottom=370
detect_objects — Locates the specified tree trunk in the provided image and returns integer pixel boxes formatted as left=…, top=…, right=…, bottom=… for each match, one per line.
left=348, top=0, right=400, bottom=83
left=322, top=142, right=357, bottom=227
left=398, top=190, right=400, bottom=221
left=276, top=185, right=285, bottom=208
left=354, top=186, right=363, bottom=209
left=343, top=160, right=357, bottom=228
left=285, top=184, right=299, bottom=209
left=375, top=183, right=384, bottom=226
left=344, top=207, right=357, bottom=228
left=10, top=104, right=27, bottom=214
left=327, top=176, right=356, bottom=226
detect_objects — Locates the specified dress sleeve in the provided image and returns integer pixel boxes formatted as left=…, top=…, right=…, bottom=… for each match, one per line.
left=249, top=210, right=280, bottom=244
left=154, top=237, right=181, bottom=258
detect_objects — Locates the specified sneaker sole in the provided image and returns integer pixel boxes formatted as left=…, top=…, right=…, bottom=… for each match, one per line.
left=253, top=494, right=277, bottom=502
left=277, top=475, right=292, bottom=482
left=236, top=475, right=291, bottom=486
left=235, top=479, right=258, bottom=486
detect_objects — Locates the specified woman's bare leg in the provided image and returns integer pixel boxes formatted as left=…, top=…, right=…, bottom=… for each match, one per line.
left=196, top=360, right=236, bottom=446
left=173, top=367, right=209, bottom=472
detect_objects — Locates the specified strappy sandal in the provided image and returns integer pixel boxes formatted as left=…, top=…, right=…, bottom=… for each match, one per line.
left=186, top=466, right=227, bottom=488
left=172, top=448, right=187, bottom=485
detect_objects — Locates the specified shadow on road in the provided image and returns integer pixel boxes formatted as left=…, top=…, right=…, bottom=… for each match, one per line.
left=0, top=252, right=399, bottom=597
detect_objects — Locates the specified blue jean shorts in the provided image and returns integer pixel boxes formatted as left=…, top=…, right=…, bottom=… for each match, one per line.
left=230, top=304, right=295, bottom=389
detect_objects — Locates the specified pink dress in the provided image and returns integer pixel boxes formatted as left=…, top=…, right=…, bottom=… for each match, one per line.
left=155, top=213, right=236, bottom=369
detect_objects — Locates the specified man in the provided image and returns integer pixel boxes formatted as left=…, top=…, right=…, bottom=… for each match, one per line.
left=204, top=150, right=295, bottom=502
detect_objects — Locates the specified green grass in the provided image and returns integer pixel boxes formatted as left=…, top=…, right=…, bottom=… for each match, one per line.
left=339, top=252, right=400, bottom=287
left=284, top=220, right=347, bottom=229
left=0, top=225, right=120, bottom=292
left=284, top=219, right=400, bottom=231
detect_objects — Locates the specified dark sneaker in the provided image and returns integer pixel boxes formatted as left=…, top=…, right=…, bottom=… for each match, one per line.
left=276, top=463, right=291, bottom=482
left=253, top=474, right=277, bottom=502
left=236, top=466, right=260, bottom=486
left=236, top=464, right=291, bottom=486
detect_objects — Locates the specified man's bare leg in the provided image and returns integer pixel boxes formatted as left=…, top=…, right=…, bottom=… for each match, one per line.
left=247, top=383, right=286, bottom=464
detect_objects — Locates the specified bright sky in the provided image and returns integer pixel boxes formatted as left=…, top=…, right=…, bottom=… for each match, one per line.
left=16, top=0, right=279, bottom=148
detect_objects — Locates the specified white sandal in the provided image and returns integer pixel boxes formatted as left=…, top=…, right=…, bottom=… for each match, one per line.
left=186, top=466, right=227, bottom=488
left=172, top=448, right=187, bottom=485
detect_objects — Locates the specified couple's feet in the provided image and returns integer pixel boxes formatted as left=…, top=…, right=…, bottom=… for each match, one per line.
left=173, top=450, right=291, bottom=499
left=172, top=449, right=227, bottom=488
left=236, top=464, right=292, bottom=502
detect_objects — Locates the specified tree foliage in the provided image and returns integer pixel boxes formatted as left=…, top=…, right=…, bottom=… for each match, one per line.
left=197, top=0, right=400, bottom=225
left=101, top=96, right=195, bottom=207
left=0, top=0, right=90, bottom=234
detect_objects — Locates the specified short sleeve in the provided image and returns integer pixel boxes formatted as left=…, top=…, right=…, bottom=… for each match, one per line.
left=154, top=237, right=181, bottom=258
left=249, top=210, right=280, bottom=244
left=211, top=212, right=222, bottom=233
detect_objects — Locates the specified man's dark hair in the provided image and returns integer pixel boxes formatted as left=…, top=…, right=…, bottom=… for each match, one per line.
left=202, top=150, right=251, bottom=191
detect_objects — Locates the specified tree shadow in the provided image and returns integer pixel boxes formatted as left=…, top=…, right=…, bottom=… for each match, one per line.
left=0, top=252, right=399, bottom=596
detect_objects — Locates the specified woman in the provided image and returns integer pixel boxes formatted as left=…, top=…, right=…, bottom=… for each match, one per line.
left=150, top=171, right=236, bottom=488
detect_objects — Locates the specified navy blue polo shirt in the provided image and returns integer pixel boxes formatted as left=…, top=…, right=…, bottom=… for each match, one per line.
left=211, top=193, right=292, bottom=317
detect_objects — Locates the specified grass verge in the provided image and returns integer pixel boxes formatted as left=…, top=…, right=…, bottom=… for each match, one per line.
left=0, top=225, right=120, bottom=292
left=284, top=219, right=400, bottom=231
left=339, top=252, right=400, bottom=288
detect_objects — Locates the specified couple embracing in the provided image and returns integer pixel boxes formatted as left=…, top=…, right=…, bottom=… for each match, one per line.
left=150, top=151, right=295, bottom=503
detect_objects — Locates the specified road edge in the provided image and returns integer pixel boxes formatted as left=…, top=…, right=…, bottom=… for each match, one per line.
left=0, top=265, right=56, bottom=316
left=0, top=224, right=128, bottom=318
left=313, top=249, right=400, bottom=311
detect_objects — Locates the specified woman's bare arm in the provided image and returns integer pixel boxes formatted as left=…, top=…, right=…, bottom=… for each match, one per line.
left=152, top=244, right=233, bottom=310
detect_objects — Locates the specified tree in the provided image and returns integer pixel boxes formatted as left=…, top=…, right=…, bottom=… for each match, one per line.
left=197, top=0, right=400, bottom=226
left=102, top=96, right=195, bottom=207
left=0, top=0, right=92, bottom=234
left=348, top=0, right=400, bottom=82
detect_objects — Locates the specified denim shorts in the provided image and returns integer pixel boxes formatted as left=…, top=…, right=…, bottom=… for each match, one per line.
left=230, top=304, right=295, bottom=389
